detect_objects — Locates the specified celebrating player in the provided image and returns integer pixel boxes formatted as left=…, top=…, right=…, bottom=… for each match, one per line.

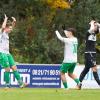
left=55, top=27, right=80, bottom=89
left=78, top=20, right=100, bottom=89
left=0, top=14, right=27, bottom=88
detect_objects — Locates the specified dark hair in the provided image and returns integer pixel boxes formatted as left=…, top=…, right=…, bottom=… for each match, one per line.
left=67, top=28, right=76, bottom=36
left=6, top=20, right=12, bottom=27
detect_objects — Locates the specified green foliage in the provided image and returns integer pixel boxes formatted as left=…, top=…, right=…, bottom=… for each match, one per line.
left=0, top=0, right=100, bottom=64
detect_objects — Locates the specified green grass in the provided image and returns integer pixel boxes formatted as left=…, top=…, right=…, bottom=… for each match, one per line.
left=0, top=88, right=100, bottom=100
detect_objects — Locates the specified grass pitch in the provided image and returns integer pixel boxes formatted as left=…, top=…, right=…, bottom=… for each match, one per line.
left=0, top=88, right=100, bottom=100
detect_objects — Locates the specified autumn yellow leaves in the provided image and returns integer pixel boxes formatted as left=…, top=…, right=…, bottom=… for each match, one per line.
left=46, top=0, right=71, bottom=9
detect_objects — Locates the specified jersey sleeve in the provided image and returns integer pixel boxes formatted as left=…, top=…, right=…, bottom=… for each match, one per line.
left=55, top=30, right=69, bottom=43
left=0, top=29, right=2, bottom=34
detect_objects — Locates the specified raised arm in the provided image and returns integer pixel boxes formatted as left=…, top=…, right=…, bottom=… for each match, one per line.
left=1, top=14, right=8, bottom=31
left=89, top=20, right=100, bottom=33
left=55, top=30, right=67, bottom=42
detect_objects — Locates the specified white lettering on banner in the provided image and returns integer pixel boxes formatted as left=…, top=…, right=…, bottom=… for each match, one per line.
left=32, top=70, right=50, bottom=75
left=32, top=77, right=42, bottom=80
left=50, top=70, right=55, bottom=75
left=42, top=77, right=57, bottom=80
left=32, top=82, right=59, bottom=86
left=32, top=83, right=43, bottom=86
left=57, top=78, right=60, bottom=80
left=17, top=69, right=30, bottom=73
left=32, top=77, right=60, bottom=81
left=32, top=70, right=60, bottom=75
left=0, top=69, right=30, bottom=85
left=32, top=70, right=38, bottom=75
left=44, top=83, right=59, bottom=85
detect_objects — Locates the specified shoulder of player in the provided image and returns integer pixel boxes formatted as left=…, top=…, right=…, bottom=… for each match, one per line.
left=87, top=30, right=97, bottom=35
left=65, top=37, right=77, bottom=42
left=71, top=37, right=77, bottom=40
left=86, top=30, right=93, bottom=37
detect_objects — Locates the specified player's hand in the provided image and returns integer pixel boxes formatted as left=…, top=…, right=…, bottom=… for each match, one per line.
left=89, top=20, right=96, bottom=25
left=96, top=22, right=100, bottom=28
left=62, top=24, right=66, bottom=30
left=4, top=14, right=8, bottom=20
left=11, top=17, right=16, bottom=22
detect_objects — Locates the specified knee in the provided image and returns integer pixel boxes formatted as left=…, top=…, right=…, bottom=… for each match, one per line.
left=92, top=66, right=97, bottom=72
left=5, top=67, right=10, bottom=72
left=11, top=66, right=17, bottom=71
left=68, top=73, right=72, bottom=77
left=60, top=72, right=65, bottom=76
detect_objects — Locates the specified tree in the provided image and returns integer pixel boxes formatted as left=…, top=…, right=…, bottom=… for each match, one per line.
left=0, top=0, right=100, bottom=64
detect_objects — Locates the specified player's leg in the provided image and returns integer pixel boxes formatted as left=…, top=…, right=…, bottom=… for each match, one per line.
left=60, top=63, right=69, bottom=89
left=4, top=67, right=10, bottom=88
left=11, top=66, right=24, bottom=86
left=68, top=63, right=80, bottom=85
left=0, top=53, right=10, bottom=88
left=8, top=54, right=27, bottom=88
left=68, top=74, right=80, bottom=85
left=11, top=66, right=27, bottom=88
left=61, top=72, right=68, bottom=89
left=78, top=65, right=90, bottom=89
left=90, top=53, right=100, bottom=85
left=79, top=66, right=90, bottom=82
left=79, top=53, right=90, bottom=82
left=78, top=58, right=89, bottom=89
left=68, top=73, right=81, bottom=89
left=79, top=53, right=95, bottom=89
left=92, top=66, right=100, bottom=85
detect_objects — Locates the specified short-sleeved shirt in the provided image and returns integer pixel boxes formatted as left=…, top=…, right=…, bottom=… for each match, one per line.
left=85, top=29, right=100, bottom=53
left=0, top=29, right=9, bottom=54
left=55, top=31, right=78, bottom=63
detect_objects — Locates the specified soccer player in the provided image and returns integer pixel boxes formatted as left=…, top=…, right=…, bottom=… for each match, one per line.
left=78, top=20, right=100, bottom=89
left=55, top=28, right=80, bottom=89
left=0, top=14, right=27, bottom=88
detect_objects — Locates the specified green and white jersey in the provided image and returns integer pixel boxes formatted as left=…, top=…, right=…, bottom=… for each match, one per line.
left=0, top=29, right=9, bottom=54
left=55, top=31, right=78, bottom=63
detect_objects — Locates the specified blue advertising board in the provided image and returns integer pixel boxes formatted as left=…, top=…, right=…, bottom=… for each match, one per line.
left=0, top=64, right=61, bottom=88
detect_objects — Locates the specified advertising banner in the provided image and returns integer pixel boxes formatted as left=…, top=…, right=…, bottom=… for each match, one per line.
left=0, top=64, right=100, bottom=88
left=0, top=64, right=61, bottom=88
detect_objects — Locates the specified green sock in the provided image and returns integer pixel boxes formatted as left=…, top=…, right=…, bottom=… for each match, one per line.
left=74, top=78, right=80, bottom=84
left=63, top=82, right=68, bottom=88
left=13, top=70, right=23, bottom=86
left=4, top=71, right=10, bottom=85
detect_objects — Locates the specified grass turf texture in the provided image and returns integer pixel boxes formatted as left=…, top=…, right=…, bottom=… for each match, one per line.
left=0, top=88, right=100, bottom=100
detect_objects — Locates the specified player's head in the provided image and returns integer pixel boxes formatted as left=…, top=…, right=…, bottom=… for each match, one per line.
left=89, top=20, right=99, bottom=32
left=4, top=20, right=13, bottom=33
left=64, top=28, right=76, bottom=37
